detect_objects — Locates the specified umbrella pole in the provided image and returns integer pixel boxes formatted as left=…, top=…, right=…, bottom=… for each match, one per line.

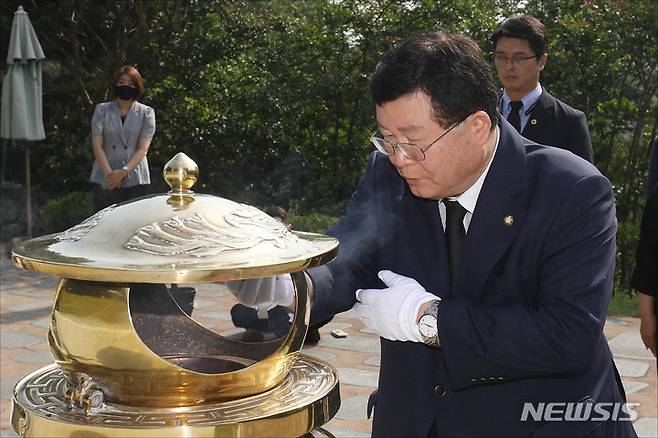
left=25, top=142, right=32, bottom=236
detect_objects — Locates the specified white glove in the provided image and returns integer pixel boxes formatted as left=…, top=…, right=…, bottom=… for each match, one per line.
left=226, top=275, right=294, bottom=311
left=353, top=270, right=438, bottom=342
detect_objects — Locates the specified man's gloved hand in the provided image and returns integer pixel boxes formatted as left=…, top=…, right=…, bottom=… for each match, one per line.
left=225, top=275, right=294, bottom=311
left=353, top=270, right=438, bottom=342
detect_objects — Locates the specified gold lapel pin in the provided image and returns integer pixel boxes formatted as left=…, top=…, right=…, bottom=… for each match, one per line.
left=530, top=119, right=537, bottom=125
left=504, top=215, right=514, bottom=226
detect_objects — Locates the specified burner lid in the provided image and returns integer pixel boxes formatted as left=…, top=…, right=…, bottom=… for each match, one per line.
left=12, top=152, right=338, bottom=282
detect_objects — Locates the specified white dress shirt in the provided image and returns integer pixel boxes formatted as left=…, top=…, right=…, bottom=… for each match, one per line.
left=439, top=127, right=500, bottom=232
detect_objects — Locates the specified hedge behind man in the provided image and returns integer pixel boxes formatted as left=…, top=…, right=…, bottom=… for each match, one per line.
left=229, top=31, right=635, bottom=437
left=492, top=15, right=594, bottom=163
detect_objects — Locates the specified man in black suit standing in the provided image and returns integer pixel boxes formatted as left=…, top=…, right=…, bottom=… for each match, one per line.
left=492, top=15, right=594, bottom=162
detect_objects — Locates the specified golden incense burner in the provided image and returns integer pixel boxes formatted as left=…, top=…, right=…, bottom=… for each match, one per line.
left=10, top=153, right=340, bottom=437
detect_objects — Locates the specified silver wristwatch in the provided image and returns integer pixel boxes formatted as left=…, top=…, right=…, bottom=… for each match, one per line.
left=418, top=299, right=440, bottom=346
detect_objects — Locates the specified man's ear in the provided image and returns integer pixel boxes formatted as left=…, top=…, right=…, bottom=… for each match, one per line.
left=468, top=111, right=493, bottom=144
left=538, top=53, right=548, bottom=71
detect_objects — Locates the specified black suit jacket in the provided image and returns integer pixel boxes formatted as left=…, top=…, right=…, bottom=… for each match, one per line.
left=632, top=185, right=658, bottom=319
left=309, top=120, right=634, bottom=437
left=516, top=89, right=593, bottom=163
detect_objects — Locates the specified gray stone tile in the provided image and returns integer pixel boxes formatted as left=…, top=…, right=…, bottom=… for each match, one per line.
left=606, top=317, right=630, bottom=326
left=10, top=350, right=53, bottom=364
left=217, top=328, right=243, bottom=338
left=320, top=321, right=352, bottom=331
left=609, top=332, right=655, bottom=359
left=0, top=293, right=22, bottom=306
left=196, top=311, right=231, bottom=321
left=30, top=279, right=59, bottom=288
left=189, top=284, right=228, bottom=295
left=193, top=299, right=220, bottom=309
left=0, top=428, right=19, bottom=437
left=622, top=380, right=649, bottom=395
left=360, top=327, right=379, bottom=335
left=337, top=367, right=379, bottom=388
left=1, top=378, right=20, bottom=401
left=633, top=417, right=658, bottom=438
left=1, top=306, right=52, bottom=325
left=0, top=331, right=43, bottom=348
left=317, top=334, right=380, bottom=353
left=335, top=395, right=369, bottom=421
left=363, top=356, right=380, bottom=367
left=31, top=318, right=50, bottom=329
left=614, top=358, right=650, bottom=378
left=302, top=349, right=337, bottom=362
left=192, top=321, right=217, bottom=330
left=2, top=288, right=49, bottom=297
left=321, top=424, right=370, bottom=437
left=337, top=308, right=359, bottom=320
left=6, top=301, right=52, bottom=312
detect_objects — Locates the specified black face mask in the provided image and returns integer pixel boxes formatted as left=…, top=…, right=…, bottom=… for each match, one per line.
left=114, top=85, right=138, bottom=101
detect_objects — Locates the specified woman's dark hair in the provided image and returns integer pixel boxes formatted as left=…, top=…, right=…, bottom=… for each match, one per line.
left=491, top=15, right=547, bottom=59
left=371, top=30, right=499, bottom=128
left=112, top=65, right=145, bottom=99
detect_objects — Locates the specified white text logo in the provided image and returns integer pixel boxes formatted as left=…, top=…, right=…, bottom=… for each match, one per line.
left=520, top=402, right=638, bottom=422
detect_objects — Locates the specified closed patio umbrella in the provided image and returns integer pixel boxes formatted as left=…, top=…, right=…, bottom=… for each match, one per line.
left=1, top=5, right=46, bottom=236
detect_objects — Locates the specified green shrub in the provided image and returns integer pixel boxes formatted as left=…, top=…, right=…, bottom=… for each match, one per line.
left=39, top=191, right=94, bottom=234
left=288, top=211, right=338, bottom=234
left=614, top=219, right=641, bottom=297
left=607, top=290, right=639, bottom=317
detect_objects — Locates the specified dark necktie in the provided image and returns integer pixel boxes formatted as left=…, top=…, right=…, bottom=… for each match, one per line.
left=507, top=100, right=523, bottom=132
left=443, top=199, right=467, bottom=294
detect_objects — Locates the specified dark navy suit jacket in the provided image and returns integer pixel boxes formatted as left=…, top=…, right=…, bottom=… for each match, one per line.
left=309, top=120, right=634, bottom=437
left=518, top=89, right=593, bottom=163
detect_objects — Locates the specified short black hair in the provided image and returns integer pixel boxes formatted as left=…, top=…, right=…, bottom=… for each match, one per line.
left=491, top=15, right=547, bottom=58
left=371, top=30, right=499, bottom=128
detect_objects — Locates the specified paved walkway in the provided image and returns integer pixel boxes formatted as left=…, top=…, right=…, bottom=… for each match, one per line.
left=0, top=246, right=656, bottom=437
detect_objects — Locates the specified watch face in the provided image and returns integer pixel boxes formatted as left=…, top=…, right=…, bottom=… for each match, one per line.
left=419, top=315, right=437, bottom=338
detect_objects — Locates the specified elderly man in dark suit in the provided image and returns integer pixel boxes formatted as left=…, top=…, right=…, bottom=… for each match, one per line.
left=229, top=31, right=635, bottom=437
left=492, top=15, right=593, bottom=163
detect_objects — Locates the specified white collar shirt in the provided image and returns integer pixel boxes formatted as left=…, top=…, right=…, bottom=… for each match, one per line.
left=439, top=127, right=500, bottom=233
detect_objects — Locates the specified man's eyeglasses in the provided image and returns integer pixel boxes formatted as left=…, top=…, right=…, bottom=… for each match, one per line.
left=370, top=119, right=464, bottom=162
left=494, top=54, right=536, bottom=67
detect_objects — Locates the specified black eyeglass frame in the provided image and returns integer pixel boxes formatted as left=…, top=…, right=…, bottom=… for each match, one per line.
left=493, top=53, right=537, bottom=67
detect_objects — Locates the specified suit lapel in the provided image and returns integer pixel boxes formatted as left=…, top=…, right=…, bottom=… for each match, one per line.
left=455, top=124, right=531, bottom=302
left=124, top=101, right=142, bottom=143
left=110, top=100, right=129, bottom=147
left=521, top=89, right=552, bottom=139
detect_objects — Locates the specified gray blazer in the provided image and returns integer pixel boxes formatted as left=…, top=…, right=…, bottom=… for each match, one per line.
left=89, top=100, right=155, bottom=188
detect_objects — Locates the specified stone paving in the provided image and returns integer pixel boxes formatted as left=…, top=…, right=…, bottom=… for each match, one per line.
left=0, top=247, right=656, bottom=437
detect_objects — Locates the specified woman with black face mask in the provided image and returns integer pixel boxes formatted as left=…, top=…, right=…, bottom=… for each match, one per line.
left=89, top=65, right=155, bottom=211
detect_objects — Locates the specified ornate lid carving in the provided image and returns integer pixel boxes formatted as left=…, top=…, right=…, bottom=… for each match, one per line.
left=12, top=153, right=338, bottom=282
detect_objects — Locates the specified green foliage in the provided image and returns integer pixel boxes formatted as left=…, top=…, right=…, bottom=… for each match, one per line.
left=288, top=211, right=338, bottom=234
left=608, top=290, right=639, bottom=317
left=614, top=208, right=643, bottom=295
left=38, top=191, right=94, bottom=234
left=1, top=0, right=655, bottom=288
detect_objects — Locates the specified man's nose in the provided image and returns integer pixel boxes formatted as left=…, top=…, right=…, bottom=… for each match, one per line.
left=389, top=146, right=411, bottom=167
